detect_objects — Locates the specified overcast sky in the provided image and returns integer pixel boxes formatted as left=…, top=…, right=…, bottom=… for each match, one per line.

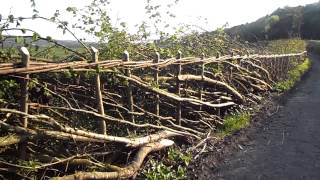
left=0, top=0, right=318, bottom=40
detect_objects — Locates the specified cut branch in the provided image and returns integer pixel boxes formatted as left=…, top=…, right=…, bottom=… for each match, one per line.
left=117, top=74, right=237, bottom=108
left=52, top=139, right=174, bottom=180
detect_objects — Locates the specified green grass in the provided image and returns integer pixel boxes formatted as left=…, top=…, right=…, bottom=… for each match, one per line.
left=216, top=58, right=310, bottom=137
left=266, top=39, right=306, bottom=54
left=142, top=147, right=191, bottom=180
left=275, top=58, right=311, bottom=92
left=215, top=39, right=307, bottom=138
left=0, top=46, right=87, bottom=63
left=218, top=112, right=251, bottom=136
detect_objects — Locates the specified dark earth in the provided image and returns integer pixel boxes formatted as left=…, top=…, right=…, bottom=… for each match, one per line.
left=188, top=52, right=320, bottom=180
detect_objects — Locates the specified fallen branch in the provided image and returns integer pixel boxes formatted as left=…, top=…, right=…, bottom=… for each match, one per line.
left=0, top=108, right=201, bottom=139
left=0, top=120, right=179, bottom=147
left=52, top=139, right=174, bottom=180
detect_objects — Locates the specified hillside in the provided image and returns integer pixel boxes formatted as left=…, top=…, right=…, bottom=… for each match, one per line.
left=0, top=36, right=83, bottom=49
left=226, top=1, right=320, bottom=41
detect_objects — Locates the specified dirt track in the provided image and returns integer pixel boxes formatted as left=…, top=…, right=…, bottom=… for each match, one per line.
left=188, top=53, right=320, bottom=180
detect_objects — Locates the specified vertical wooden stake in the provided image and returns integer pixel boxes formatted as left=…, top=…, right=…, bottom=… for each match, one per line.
left=271, top=57, right=275, bottom=80
left=20, top=47, right=30, bottom=128
left=216, top=52, right=220, bottom=59
left=286, top=56, right=290, bottom=73
left=176, top=51, right=182, bottom=125
left=216, top=52, right=221, bottom=72
left=275, top=57, right=279, bottom=80
left=123, top=51, right=134, bottom=123
left=154, top=52, right=160, bottom=117
left=91, top=47, right=106, bottom=135
left=279, top=57, right=282, bottom=78
left=199, top=53, right=205, bottom=111
left=217, top=99, right=221, bottom=117
left=282, top=57, right=285, bottom=74
left=230, top=67, right=234, bottom=80
left=19, top=47, right=30, bottom=160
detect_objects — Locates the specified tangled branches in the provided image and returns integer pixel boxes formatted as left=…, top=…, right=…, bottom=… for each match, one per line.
left=0, top=46, right=306, bottom=179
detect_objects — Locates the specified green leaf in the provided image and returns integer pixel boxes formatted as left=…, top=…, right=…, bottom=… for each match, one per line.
left=32, top=32, right=39, bottom=41
left=46, top=36, right=52, bottom=41
left=15, top=36, right=23, bottom=44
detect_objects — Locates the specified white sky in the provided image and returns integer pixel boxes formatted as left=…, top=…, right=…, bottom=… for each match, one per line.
left=0, top=0, right=318, bottom=40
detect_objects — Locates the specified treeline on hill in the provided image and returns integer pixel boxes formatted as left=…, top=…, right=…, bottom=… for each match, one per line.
left=226, top=1, right=320, bottom=41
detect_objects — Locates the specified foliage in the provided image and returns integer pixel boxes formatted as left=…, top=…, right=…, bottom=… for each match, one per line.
left=264, top=15, right=280, bottom=33
left=143, top=159, right=186, bottom=180
left=142, top=147, right=192, bottom=180
left=275, top=58, right=311, bottom=92
left=266, top=39, right=306, bottom=54
left=227, top=2, right=320, bottom=41
left=17, top=159, right=40, bottom=176
left=167, top=147, right=192, bottom=167
left=218, top=112, right=251, bottom=136
left=0, top=79, right=19, bottom=102
left=0, top=0, right=251, bottom=62
left=301, top=2, right=320, bottom=39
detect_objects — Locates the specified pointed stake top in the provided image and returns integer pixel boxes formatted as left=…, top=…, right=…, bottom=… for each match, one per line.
left=176, top=50, right=182, bottom=59
left=201, top=53, right=205, bottom=59
left=123, top=50, right=129, bottom=61
left=90, top=46, right=98, bottom=53
left=19, top=47, right=30, bottom=56
left=155, top=51, right=160, bottom=58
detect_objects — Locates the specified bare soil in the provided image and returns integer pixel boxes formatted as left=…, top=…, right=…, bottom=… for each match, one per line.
left=188, top=53, right=320, bottom=180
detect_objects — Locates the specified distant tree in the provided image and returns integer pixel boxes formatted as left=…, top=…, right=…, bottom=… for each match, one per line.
left=226, top=2, right=320, bottom=41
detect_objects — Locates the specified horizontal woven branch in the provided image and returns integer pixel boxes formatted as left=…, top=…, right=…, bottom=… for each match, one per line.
left=0, top=51, right=306, bottom=75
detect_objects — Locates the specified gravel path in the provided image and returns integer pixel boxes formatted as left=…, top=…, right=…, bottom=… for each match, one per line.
left=189, top=53, right=320, bottom=180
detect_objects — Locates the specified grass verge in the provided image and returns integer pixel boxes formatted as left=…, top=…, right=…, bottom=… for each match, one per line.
left=217, top=58, right=311, bottom=137
left=141, top=147, right=192, bottom=180
left=275, top=58, right=311, bottom=92
left=217, top=112, right=251, bottom=137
